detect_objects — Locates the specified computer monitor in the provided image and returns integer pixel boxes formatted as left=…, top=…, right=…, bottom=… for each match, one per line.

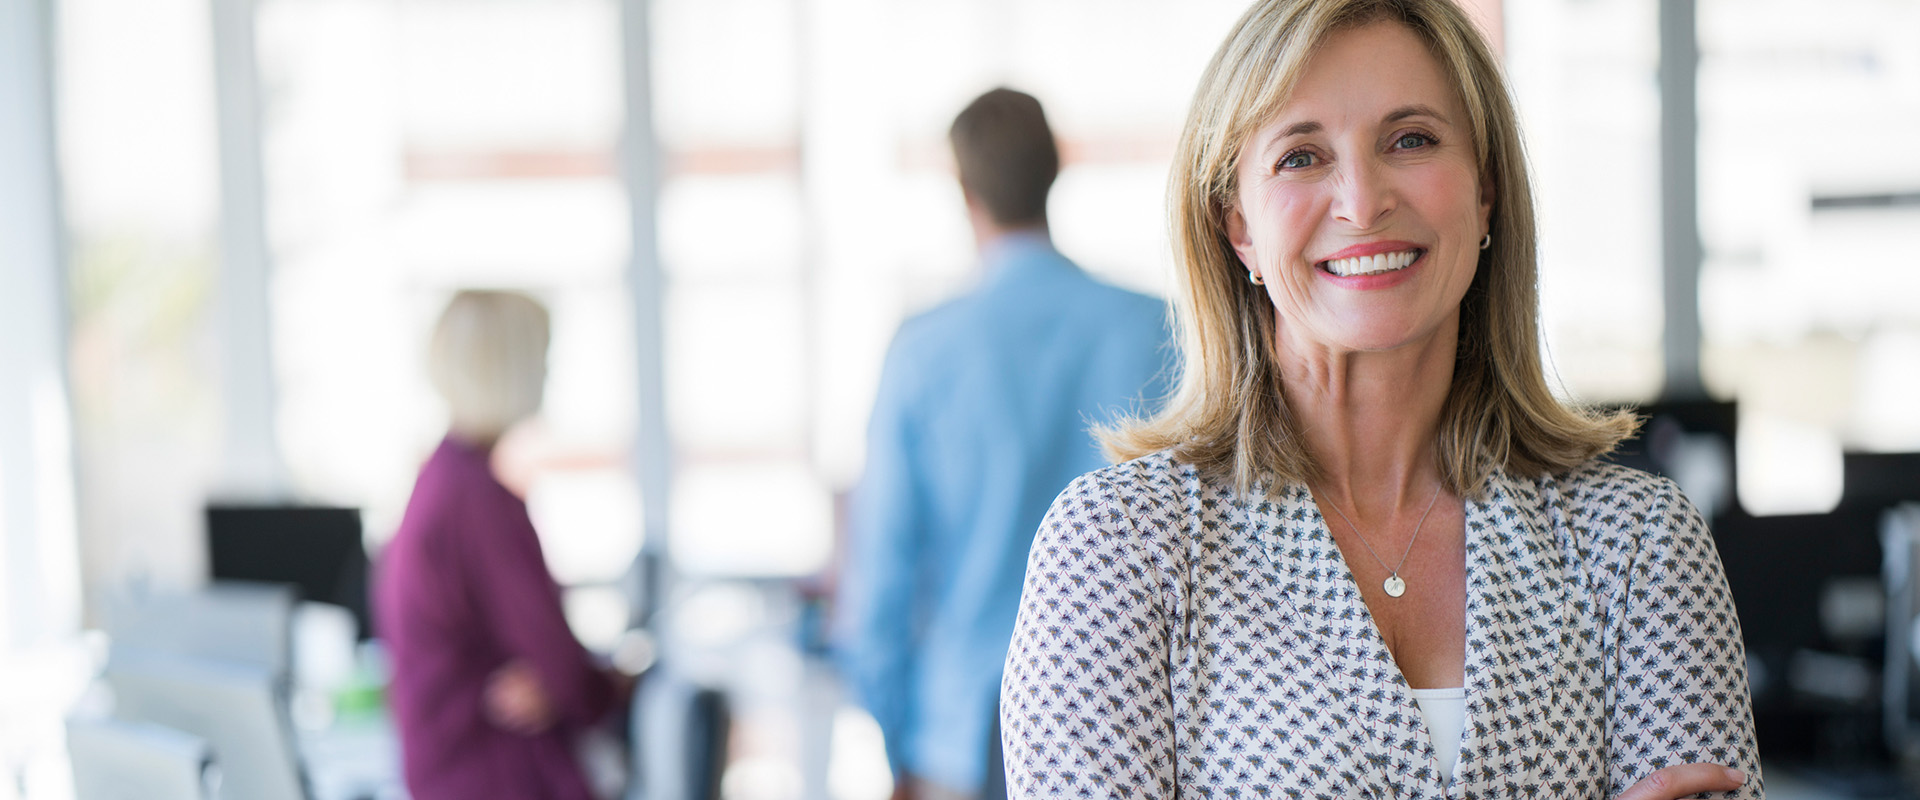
left=206, top=505, right=370, bottom=640
left=1846, top=452, right=1920, bottom=508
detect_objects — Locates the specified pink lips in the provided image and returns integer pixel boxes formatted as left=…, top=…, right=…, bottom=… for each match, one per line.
left=1316, top=240, right=1424, bottom=264
left=1313, top=240, right=1427, bottom=291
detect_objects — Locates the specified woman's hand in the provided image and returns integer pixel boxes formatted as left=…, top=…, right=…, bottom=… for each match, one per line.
left=484, top=659, right=554, bottom=735
left=1613, top=764, right=1747, bottom=800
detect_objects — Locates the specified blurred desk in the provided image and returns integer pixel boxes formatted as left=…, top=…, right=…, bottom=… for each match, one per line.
left=299, top=705, right=406, bottom=800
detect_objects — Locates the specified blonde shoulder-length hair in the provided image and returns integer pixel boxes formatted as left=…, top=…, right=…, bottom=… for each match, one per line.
left=1103, top=0, right=1635, bottom=498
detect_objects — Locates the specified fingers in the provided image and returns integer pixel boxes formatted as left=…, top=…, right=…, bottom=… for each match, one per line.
left=1614, top=763, right=1747, bottom=800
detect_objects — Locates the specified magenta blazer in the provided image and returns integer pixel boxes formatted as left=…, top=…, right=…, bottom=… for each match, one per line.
left=373, top=436, right=619, bottom=800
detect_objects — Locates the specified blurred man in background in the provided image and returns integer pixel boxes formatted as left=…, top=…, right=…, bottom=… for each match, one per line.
left=835, top=88, right=1174, bottom=800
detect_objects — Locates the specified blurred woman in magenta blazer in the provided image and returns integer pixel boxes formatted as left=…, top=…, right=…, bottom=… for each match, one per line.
left=374, top=290, right=625, bottom=800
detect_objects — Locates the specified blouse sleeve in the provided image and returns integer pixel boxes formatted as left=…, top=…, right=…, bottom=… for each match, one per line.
left=1000, top=472, right=1179, bottom=799
left=1605, top=480, right=1764, bottom=798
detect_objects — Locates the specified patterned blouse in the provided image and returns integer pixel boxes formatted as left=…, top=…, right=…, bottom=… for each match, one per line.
left=1001, top=452, right=1762, bottom=799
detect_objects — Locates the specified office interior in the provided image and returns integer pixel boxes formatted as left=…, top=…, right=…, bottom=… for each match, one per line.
left=2, top=0, right=1918, bottom=797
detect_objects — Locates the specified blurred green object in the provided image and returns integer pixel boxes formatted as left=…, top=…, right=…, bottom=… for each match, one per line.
left=333, top=640, right=389, bottom=720
left=334, top=679, right=384, bottom=718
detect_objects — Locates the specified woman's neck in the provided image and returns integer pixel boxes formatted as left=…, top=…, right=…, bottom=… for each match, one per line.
left=1275, top=324, right=1456, bottom=512
left=446, top=429, right=500, bottom=454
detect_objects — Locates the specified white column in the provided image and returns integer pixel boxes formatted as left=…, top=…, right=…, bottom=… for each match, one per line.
left=0, top=0, right=83, bottom=650
left=1658, top=0, right=1706, bottom=400
left=618, top=0, right=672, bottom=607
left=209, top=0, right=286, bottom=496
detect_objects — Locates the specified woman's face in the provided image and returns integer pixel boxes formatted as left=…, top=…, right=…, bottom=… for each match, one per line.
left=1226, top=20, right=1493, bottom=357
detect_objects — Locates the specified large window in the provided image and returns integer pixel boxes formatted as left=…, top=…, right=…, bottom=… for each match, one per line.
left=1508, top=0, right=1920, bottom=515
left=1694, top=0, right=1920, bottom=514
left=1507, top=0, right=1666, bottom=404
left=256, top=0, right=641, bottom=646
left=60, top=0, right=227, bottom=601
left=653, top=0, right=1254, bottom=580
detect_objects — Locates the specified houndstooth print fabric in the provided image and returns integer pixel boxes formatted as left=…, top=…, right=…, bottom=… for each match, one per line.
left=1001, top=452, right=1762, bottom=799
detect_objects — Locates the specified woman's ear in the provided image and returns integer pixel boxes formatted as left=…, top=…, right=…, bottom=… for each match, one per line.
left=1223, top=204, right=1257, bottom=270
left=1478, top=169, right=1496, bottom=227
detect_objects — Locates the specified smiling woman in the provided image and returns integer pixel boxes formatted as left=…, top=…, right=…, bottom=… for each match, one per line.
left=1107, top=0, right=1627, bottom=497
left=1227, top=21, right=1490, bottom=359
left=998, top=0, right=1763, bottom=798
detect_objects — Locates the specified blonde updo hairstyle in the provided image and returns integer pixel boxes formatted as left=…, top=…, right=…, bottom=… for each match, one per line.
left=1102, top=0, right=1635, bottom=497
left=428, top=290, right=551, bottom=445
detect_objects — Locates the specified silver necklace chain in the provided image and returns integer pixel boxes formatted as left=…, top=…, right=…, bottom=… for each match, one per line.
left=1319, top=483, right=1443, bottom=598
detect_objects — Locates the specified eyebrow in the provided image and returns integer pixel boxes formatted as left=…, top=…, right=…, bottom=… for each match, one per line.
left=1278, top=120, right=1322, bottom=139
left=1251, top=121, right=1320, bottom=159
left=1384, top=104, right=1449, bottom=125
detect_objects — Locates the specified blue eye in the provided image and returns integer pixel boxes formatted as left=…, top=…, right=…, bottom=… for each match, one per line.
left=1395, top=133, right=1434, bottom=149
left=1278, top=150, right=1315, bottom=170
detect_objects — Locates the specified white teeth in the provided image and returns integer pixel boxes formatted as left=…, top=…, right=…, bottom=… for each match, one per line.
left=1321, top=249, right=1419, bottom=277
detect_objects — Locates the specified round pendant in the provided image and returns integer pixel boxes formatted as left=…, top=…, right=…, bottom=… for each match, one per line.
left=1383, top=575, right=1407, bottom=597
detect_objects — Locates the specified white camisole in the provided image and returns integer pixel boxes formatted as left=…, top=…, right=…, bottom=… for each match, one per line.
left=1408, top=687, right=1466, bottom=784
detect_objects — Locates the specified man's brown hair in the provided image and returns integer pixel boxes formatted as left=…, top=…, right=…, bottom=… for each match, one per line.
left=949, top=88, right=1059, bottom=227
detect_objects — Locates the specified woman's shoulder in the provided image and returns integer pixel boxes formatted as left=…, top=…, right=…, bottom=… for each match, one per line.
left=1035, top=451, right=1212, bottom=581
left=1537, top=459, right=1692, bottom=518
left=1047, top=450, right=1212, bottom=534
left=1523, top=459, right=1710, bottom=565
left=1064, top=450, right=1201, bottom=503
left=398, top=439, right=529, bottom=545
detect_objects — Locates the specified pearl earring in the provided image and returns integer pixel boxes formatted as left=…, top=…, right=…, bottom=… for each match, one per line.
left=1249, top=271, right=1264, bottom=285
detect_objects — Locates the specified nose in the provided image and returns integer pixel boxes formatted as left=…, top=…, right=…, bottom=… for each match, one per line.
left=1331, top=156, right=1396, bottom=230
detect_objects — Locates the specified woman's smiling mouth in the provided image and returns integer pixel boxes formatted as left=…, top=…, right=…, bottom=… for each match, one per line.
left=1318, top=248, right=1424, bottom=277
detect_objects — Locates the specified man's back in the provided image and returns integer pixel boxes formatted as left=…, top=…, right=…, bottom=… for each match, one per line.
left=838, top=233, right=1172, bottom=794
